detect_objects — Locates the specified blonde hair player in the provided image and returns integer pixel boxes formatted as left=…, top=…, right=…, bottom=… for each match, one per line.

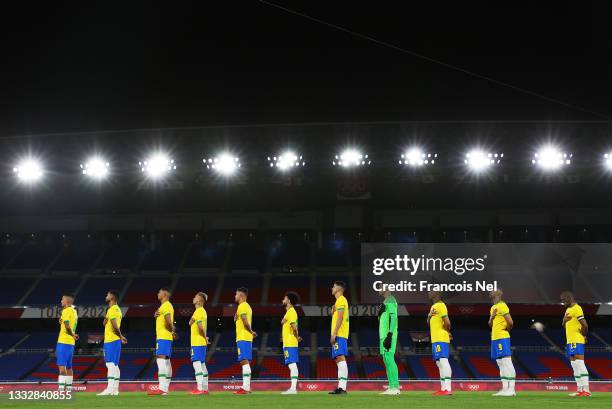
left=488, top=289, right=516, bottom=397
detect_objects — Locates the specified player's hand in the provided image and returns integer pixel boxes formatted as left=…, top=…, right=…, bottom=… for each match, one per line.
left=297, top=336, right=303, bottom=343
left=103, top=318, right=108, bottom=326
left=206, top=336, right=210, bottom=344
left=563, top=314, right=571, bottom=323
left=383, top=332, right=392, bottom=351
left=449, top=333, right=453, bottom=341
left=73, top=334, right=79, bottom=341
left=491, top=308, right=498, bottom=316
left=251, top=331, right=258, bottom=338
left=377, top=303, right=386, bottom=317
left=120, top=336, right=128, bottom=344
left=330, top=334, right=336, bottom=344
left=154, top=310, right=160, bottom=318
left=172, top=332, right=179, bottom=340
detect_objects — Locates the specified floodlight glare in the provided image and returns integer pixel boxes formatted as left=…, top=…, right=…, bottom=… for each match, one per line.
left=605, top=153, right=612, bottom=169
left=139, top=154, right=176, bottom=178
left=400, top=147, right=437, bottom=166
left=532, top=145, right=571, bottom=170
left=464, top=149, right=502, bottom=171
left=13, top=159, right=43, bottom=183
left=333, top=148, right=371, bottom=167
left=204, top=153, right=241, bottom=175
left=268, top=150, right=305, bottom=170
left=80, top=157, right=109, bottom=180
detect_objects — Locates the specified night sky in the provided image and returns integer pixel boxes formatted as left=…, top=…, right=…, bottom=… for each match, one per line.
left=1, top=1, right=610, bottom=136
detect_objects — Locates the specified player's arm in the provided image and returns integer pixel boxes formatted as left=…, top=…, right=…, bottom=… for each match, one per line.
left=503, top=313, right=513, bottom=331
left=290, top=322, right=301, bottom=342
left=331, top=309, right=344, bottom=343
left=488, top=308, right=497, bottom=328
left=426, top=308, right=435, bottom=325
left=110, top=318, right=128, bottom=344
left=197, top=320, right=207, bottom=339
left=63, top=321, right=79, bottom=341
left=578, top=315, right=588, bottom=337
left=442, top=316, right=451, bottom=332
left=240, top=314, right=257, bottom=338
left=164, top=313, right=175, bottom=334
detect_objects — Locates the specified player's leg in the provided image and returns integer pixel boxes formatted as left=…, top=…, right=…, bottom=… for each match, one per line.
left=99, top=341, right=114, bottom=395
left=234, top=341, right=252, bottom=394
left=382, top=350, right=399, bottom=394
left=439, top=358, right=452, bottom=393
left=200, top=347, right=209, bottom=393
left=336, top=356, right=348, bottom=392
left=165, top=358, right=172, bottom=391
left=501, top=357, right=516, bottom=395
left=574, top=347, right=590, bottom=396
left=65, top=346, right=74, bottom=392
left=193, top=359, right=204, bottom=391
left=57, top=365, right=67, bottom=391
left=282, top=347, right=299, bottom=394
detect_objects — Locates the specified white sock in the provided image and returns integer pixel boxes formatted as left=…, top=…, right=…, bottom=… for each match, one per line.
left=193, top=361, right=204, bottom=391
left=502, top=357, right=516, bottom=392
left=435, top=360, right=443, bottom=390
left=114, top=366, right=120, bottom=393
left=156, top=358, right=167, bottom=391
left=337, top=360, right=348, bottom=390
left=201, top=362, right=209, bottom=391
left=65, top=375, right=73, bottom=392
left=496, top=359, right=507, bottom=391
left=58, top=375, right=66, bottom=391
left=439, top=358, right=452, bottom=392
left=288, top=362, right=298, bottom=390
left=570, top=360, right=581, bottom=391
left=575, top=360, right=589, bottom=392
left=242, top=364, right=251, bottom=391
left=105, top=363, right=115, bottom=391
left=165, top=359, right=172, bottom=392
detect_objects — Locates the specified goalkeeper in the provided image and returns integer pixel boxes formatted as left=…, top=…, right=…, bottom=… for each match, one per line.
left=378, top=290, right=399, bottom=395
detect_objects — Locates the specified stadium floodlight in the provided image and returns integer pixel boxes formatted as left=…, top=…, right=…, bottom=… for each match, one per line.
left=80, top=157, right=110, bottom=180
left=332, top=148, right=371, bottom=167
left=400, top=147, right=437, bottom=167
left=139, top=153, right=176, bottom=179
left=267, top=150, right=305, bottom=170
left=605, top=153, right=612, bottom=170
left=204, top=152, right=241, bottom=175
left=13, top=158, right=44, bottom=183
left=532, top=145, right=571, bottom=170
left=464, top=149, right=503, bottom=171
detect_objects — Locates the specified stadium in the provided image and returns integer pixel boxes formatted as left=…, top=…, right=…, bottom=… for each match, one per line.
left=1, top=2, right=611, bottom=409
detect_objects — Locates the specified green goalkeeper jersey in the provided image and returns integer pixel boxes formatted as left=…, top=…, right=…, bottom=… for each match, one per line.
left=379, top=295, right=398, bottom=339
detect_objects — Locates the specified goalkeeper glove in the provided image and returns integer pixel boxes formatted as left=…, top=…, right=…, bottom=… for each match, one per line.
left=383, top=332, right=393, bottom=351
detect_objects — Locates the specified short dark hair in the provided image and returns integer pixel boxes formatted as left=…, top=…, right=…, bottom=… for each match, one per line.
left=63, top=292, right=75, bottom=300
left=108, top=290, right=119, bottom=300
left=160, top=287, right=171, bottom=294
left=334, top=281, right=346, bottom=290
left=285, top=291, right=300, bottom=306
left=197, top=292, right=208, bottom=302
left=236, top=287, right=249, bottom=295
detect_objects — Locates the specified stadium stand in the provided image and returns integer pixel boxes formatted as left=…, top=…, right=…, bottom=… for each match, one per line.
left=405, top=355, right=469, bottom=379
left=122, top=276, right=173, bottom=304
left=514, top=351, right=573, bottom=379
left=0, top=353, right=49, bottom=380
left=361, top=354, right=408, bottom=379
left=316, top=353, right=359, bottom=378
left=259, top=356, right=311, bottom=379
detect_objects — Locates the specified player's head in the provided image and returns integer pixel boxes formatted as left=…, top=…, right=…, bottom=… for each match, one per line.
left=560, top=290, right=575, bottom=307
left=194, top=292, right=208, bottom=306
left=158, top=287, right=171, bottom=302
left=235, top=287, right=248, bottom=303
left=283, top=291, right=300, bottom=307
left=105, top=290, right=119, bottom=304
left=428, top=290, right=442, bottom=303
left=331, top=280, right=346, bottom=296
left=61, top=293, right=75, bottom=307
left=489, top=289, right=503, bottom=303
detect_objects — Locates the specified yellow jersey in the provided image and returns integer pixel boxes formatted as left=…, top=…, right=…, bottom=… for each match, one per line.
left=104, top=304, right=122, bottom=343
left=191, top=306, right=208, bottom=346
left=58, top=306, right=78, bottom=345
left=235, top=301, right=253, bottom=342
left=331, top=295, right=349, bottom=339
left=490, top=301, right=510, bottom=340
left=282, top=307, right=299, bottom=347
left=156, top=300, right=174, bottom=341
left=565, top=303, right=586, bottom=344
left=429, top=301, right=450, bottom=343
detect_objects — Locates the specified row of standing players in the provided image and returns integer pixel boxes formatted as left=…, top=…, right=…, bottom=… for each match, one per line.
left=54, top=284, right=591, bottom=397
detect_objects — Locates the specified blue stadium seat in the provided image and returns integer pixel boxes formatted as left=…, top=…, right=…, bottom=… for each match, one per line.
left=0, top=353, right=49, bottom=380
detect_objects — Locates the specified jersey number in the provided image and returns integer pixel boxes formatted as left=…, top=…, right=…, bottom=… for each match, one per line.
left=435, top=345, right=441, bottom=352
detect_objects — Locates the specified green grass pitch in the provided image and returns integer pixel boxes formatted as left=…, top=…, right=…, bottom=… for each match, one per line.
left=1, top=391, right=611, bottom=409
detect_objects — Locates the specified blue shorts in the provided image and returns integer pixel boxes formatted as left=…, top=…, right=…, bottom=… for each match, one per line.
left=283, top=347, right=299, bottom=365
left=156, top=339, right=173, bottom=357
left=491, top=338, right=512, bottom=359
left=191, top=345, right=207, bottom=362
left=103, top=340, right=122, bottom=365
left=56, top=343, right=75, bottom=369
left=566, top=343, right=585, bottom=358
left=237, top=341, right=252, bottom=361
left=331, top=337, right=348, bottom=359
left=431, top=342, right=450, bottom=361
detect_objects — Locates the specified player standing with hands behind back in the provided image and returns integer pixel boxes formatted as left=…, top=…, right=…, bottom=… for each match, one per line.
left=488, top=289, right=516, bottom=397
left=148, top=288, right=176, bottom=396
left=329, top=281, right=350, bottom=395
left=378, top=290, right=399, bottom=395
left=561, top=291, right=591, bottom=397
left=233, top=287, right=257, bottom=395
